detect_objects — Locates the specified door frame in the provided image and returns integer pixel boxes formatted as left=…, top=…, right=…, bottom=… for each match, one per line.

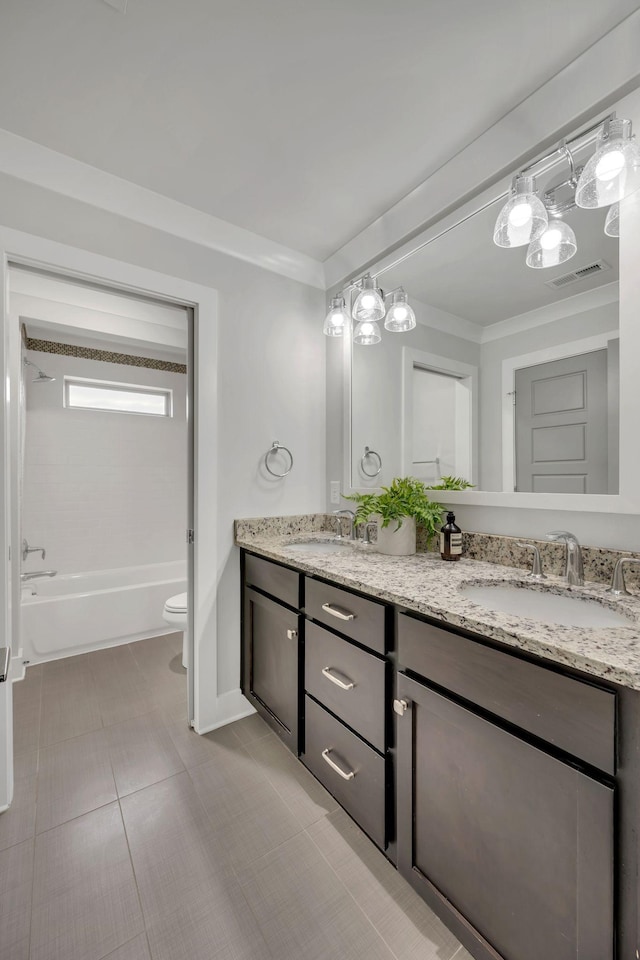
left=501, top=331, right=618, bottom=492
left=0, top=226, right=222, bottom=809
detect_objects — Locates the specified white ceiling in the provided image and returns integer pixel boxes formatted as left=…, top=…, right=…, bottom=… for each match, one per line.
left=0, top=1, right=638, bottom=261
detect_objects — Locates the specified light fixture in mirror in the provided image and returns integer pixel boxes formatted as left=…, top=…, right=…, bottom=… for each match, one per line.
left=323, top=296, right=349, bottom=337
left=385, top=288, right=416, bottom=333
left=575, top=118, right=640, bottom=209
left=526, top=219, right=577, bottom=269
left=493, top=175, right=548, bottom=248
left=353, top=318, right=382, bottom=346
left=352, top=275, right=385, bottom=323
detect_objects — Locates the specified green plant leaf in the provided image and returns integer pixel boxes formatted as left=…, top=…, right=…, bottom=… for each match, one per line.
left=345, top=476, right=445, bottom=544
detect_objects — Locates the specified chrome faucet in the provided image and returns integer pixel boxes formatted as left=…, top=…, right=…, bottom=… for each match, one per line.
left=360, top=521, right=377, bottom=546
left=545, top=531, right=584, bottom=586
left=608, top=557, right=640, bottom=596
left=22, top=538, right=46, bottom=562
left=20, top=570, right=57, bottom=581
left=333, top=509, right=356, bottom=540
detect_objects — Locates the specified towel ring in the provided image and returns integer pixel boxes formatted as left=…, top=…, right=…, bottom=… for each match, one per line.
left=360, top=446, right=382, bottom=478
left=264, top=440, right=294, bottom=478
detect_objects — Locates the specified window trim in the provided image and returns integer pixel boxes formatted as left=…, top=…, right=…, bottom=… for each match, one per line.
left=63, top=375, right=174, bottom=418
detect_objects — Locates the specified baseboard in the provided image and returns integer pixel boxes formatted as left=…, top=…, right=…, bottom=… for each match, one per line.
left=194, top=688, right=255, bottom=735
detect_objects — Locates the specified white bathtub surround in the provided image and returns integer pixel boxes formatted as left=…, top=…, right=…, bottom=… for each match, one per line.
left=20, top=561, right=186, bottom=663
left=22, top=350, right=187, bottom=576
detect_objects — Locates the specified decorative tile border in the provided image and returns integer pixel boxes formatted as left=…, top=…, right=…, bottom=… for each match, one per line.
left=25, top=337, right=187, bottom=374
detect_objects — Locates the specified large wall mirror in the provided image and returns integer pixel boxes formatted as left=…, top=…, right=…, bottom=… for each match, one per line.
left=344, top=89, right=640, bottom=513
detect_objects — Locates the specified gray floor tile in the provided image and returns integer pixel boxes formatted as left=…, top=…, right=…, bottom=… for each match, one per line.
left=31, top=803, right=144, bottom=960
left=39, top=662, right=103, bottom=747
left=308, top=809, right=462, bottom=960
left=189, top=744, right=304, bottom=866
left=0, top=838, right=33, bottom=960
left=13, top=749, right=38, bottom=782
left=0, top=774, right=36, bottom=852
left=103, top=934, right=151, bottom=960
left=145, top=884, right=271, bottom=960
left=36, top=728, right=117, bottom=833
left=450, top=948, right=474, bottom=960
left=106, top=710, right=185, bottom=797
left=246, top=732, right=339, bottom=828
left=237, top=831, right=395, bottom=960
left=89, top=645, right=158, bottom=727
left=12, top=667, right=42, bottom=758
left=229, top=712, right=272, bottom=745
left=162, top=713, right=241, bottom=769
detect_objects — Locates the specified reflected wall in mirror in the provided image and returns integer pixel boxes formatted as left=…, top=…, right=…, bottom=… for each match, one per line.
left=350, top=111, right=623, bottom=495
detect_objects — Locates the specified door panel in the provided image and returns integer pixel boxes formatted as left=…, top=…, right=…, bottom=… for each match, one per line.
left=396, top=674, right=614, bottom=960
left=515, top=349, right=608, bottom=493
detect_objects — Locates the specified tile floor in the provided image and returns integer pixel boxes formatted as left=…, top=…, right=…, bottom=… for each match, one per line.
left=2, top=632, right=470, bottom=960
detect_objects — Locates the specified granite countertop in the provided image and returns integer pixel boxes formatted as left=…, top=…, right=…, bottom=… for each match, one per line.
left=236, top=530, right=640, bottom=691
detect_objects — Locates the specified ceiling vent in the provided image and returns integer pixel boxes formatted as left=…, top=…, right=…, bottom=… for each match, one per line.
left=544, top=260, right=611, bottom=290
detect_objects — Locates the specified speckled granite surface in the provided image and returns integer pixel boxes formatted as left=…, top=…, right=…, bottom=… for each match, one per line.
left=236, top=515, right=640, bottom=589
left=235, top=526, right=640, bottom=691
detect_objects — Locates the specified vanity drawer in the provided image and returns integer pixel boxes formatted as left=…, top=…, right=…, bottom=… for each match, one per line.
left=304, top=695, right=386, bottom=849
left=304, top=577, right=386, bottom=654
left=398, top=612, right=616, bottom=774
left=305, top=622, right=386, bottom=751
left=245, top=553, right=300, bottom=609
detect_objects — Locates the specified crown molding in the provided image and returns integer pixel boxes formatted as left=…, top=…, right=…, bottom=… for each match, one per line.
left=0, top=129, right=326, bottom=290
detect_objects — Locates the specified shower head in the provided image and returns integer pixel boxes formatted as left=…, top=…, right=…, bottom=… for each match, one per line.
left=23, top=357, right=55, bottom=383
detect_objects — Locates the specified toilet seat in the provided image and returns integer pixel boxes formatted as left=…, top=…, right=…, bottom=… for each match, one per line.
left=164, top=592, right=187, bottom=615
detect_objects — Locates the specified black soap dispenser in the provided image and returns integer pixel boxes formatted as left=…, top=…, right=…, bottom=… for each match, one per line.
left=440, top=512, right=462, bottom=561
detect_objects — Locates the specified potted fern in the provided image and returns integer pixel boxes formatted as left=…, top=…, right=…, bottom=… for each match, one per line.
left=346, top=476, right=446, bottom=556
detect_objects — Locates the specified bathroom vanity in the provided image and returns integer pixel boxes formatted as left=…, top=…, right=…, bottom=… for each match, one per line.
left=238, top=527, right=640, bottom=960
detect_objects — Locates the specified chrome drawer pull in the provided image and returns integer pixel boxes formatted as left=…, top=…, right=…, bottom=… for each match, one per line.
left=321, top=602, right=356, bottom=622
left=321, top=748, right=355, bottom=781
left=322, top=666, right=355, bottom=691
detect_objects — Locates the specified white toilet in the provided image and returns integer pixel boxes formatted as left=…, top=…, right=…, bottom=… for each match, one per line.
left=162, top=592, right=188, bottom=668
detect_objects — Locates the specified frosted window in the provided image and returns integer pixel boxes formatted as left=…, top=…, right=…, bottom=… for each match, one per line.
left=65, top=378, right=172, bottom=417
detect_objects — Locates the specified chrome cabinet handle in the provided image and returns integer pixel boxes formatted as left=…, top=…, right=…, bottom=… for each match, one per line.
left=321, top=666, right=355, bottom=690
left=321, top=602, right=355, bottom=622
left=321, top=748, right=355, bottom=781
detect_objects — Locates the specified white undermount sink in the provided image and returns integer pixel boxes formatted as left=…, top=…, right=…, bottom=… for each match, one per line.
left=461, top=583, right=635, bottom=628
left=286, top=540, right=349, bottom=555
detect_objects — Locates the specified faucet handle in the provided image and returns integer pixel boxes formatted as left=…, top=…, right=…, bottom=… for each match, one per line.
left=516, top=542, right=546, bottom=579
left=608, top=557, right=640, bottom=596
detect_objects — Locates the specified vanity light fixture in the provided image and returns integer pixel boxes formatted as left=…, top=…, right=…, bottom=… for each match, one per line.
left=353, top=318, right=382, bottom=345
left=384, top=287, right=416, bottom=333
left=575, top=118, right=640, bottom=209
left=493, top=175, right=548, bottom=248
left=323, top=296, right=350, bottom=337
left=352, top=274, right=386, bottom=323
left=526, top=218, right=577, bottom=269
left=604, top=202, right=620, bottom=238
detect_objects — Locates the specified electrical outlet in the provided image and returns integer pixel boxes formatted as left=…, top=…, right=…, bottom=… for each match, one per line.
left=330, top=481, right=341, bottom=505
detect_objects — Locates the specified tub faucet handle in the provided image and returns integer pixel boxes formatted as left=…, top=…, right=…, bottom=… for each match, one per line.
left=22, top=539, right=46, bottom=562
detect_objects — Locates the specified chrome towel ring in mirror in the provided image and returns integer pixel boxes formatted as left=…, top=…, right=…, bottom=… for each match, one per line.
left=360, top=446, right=382, bottom=478
left=264, top=440, right=294, bottom=478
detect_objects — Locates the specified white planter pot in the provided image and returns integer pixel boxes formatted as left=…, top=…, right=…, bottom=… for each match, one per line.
left=375, top=516, right=416, bottom=556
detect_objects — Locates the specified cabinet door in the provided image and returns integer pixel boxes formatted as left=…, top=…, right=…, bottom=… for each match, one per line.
left=243, top=587, right=300, bottom=753
left=396, top=674, right=614, bottom=960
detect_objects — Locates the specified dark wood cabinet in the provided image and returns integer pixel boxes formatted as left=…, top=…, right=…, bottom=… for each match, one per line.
left=242, top=584, right=301, bottom=753
left=396, top=672, right=614, bottom=960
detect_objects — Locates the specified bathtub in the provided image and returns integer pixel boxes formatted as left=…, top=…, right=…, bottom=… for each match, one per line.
left=20, top=561, right=187, bottom=663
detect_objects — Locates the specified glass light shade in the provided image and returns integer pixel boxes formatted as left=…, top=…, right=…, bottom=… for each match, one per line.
left=604, top=202, right=620, bottom=238
left=384, top=289, right=416, bottom=332
left=353, top=319, right=381, bottom=345
left=525, top=219, right=577, bottom=269
left=352, top=275, right=385, bottom=322
left=323, top=296, right=349, bottom=337
left=575, top=119, right=640, bottom=209
left=493, top=175, right=548, bottom=247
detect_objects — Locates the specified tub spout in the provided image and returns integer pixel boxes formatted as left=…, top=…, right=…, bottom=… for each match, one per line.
left=20, top=570, right=57, bottom=581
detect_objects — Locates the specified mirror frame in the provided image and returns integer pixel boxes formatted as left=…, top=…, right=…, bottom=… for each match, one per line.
left=342, top=87, right=640, bottom=514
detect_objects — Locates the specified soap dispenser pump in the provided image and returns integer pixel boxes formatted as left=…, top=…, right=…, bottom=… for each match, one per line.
left=440, top=512, right=462, bottom=561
